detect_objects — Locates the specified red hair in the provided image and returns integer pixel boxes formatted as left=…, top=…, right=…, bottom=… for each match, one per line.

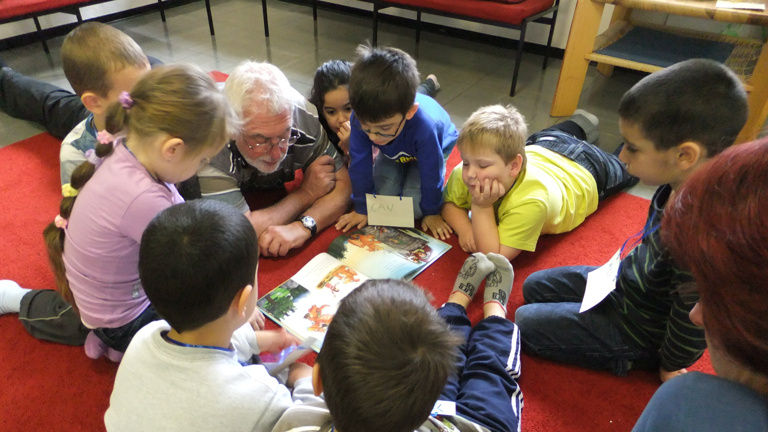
left=662, top=137, right=768, bottom=377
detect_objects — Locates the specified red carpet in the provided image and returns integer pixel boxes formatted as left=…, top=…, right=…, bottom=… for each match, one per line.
left=0, top=133, right=713, bottom=431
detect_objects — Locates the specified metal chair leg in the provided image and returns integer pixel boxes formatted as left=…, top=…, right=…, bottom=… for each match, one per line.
left=509, top=21, right=528, bottom=97
left=158, top=0, right=166, bottom=22
left=262, top=0, right=270, bottom=37
left=372, top=4, right=379, bottom=45
left=416, top=11, right=421, bottom=43
left=205, top=0, right=215, bottom=35
left=33, top=17, right=50, bottom=54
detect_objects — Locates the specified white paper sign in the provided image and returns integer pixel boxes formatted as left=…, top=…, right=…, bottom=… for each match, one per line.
left=431, top=400, right=457, bottom=417
left=366, top=194, right=415, bottom=228
left=580, top=249, right=621, bottom=313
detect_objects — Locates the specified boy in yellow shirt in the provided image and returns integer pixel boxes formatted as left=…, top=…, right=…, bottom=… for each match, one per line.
left=442, top=105, right=634, bottom=260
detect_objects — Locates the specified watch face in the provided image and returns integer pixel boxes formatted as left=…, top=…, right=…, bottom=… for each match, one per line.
left=301, top=216, right=317, bottom=235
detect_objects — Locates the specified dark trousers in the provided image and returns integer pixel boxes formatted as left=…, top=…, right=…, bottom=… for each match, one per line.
left=437, top=303, right=523, bottom=432
left=528, top=121, right=637, bottom=200
left=0, top=56, right=164, bottom=139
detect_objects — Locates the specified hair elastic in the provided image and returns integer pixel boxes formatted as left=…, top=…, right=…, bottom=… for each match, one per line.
left=96, top=130, right=117, bottom=146
left=85, top=149, right=105, bottom=169
left=118, top=91, right=134, bottom=109
left=61, top=183, right=79, bottom=198
left=54, top=215, right=68, bottom=229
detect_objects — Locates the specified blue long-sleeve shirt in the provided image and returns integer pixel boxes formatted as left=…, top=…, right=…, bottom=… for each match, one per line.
left=349, top=93, right=457, bottom=216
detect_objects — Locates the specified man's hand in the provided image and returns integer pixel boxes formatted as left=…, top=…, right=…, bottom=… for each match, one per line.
left=336, top=211, right=368, bottom=232
left=248, top=308, right=266, bottom=330
left=421, top=214, right=453, bottom=240
left=255, top=328, right=300, bottom=354
left=259, top=222, right=312, bottom=257
left=337, top=121, right=351, bottom=156
left=659, top=367, right=688, bottom=383
left=470, top=178, right=506, bottom=209
left=299, top=155, right=336, bottom=201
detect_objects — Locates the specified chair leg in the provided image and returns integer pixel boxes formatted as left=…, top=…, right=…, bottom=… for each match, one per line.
left=75, top=9, right=83, bottom=23
left=542, top=11, right=558, bottom=70
left=33, top=17, right=50, bottom=55
left=205, top=0, right=215, bottom=35
left=509, top=22, right=528, bottom=97
left=416, top=11, right=421, bottom=43
left=158, top=0, right=166, bottom=23
left=313, top=0, right=318, bottom=21
left=372, top=4, right=379, bottom=46
left=262, top=0, right=270, bottom=37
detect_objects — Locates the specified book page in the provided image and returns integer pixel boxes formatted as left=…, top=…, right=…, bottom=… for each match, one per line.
left=257, top=253, right=369, bottom=352
left=326, top=226, right=451, bottom=281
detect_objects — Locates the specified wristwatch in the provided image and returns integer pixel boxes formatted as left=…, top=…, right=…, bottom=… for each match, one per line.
left=298, top=215, right=317, bottom=237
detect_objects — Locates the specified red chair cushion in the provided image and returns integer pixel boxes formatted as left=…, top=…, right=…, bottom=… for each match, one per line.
left=0, top=0, right=90, bottom=21
left=383, top=0, right=555, bottom=25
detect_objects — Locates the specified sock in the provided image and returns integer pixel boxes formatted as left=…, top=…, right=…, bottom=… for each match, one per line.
left=451, top=253, right=495, bottom=301
left=0, top=280, right=31, bottom=315
left=571, top=109, right=600, bottom=144
left=484, top=254, right=515, bottom=311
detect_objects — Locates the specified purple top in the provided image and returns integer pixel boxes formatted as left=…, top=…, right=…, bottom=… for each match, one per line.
left=64, top=143, right=183, bottom=329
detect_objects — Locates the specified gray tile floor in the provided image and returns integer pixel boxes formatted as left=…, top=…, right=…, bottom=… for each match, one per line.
left=0, top=0, right=658, bottom=198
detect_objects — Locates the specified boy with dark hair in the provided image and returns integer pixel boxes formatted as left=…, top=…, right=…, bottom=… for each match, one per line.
left=272, top=253, right=524, bottom=432
left=336, top=45, right=458, bottom=239
left=105, top=200, right=313, bottom=432
left=515, top=59, right=749, bottom=383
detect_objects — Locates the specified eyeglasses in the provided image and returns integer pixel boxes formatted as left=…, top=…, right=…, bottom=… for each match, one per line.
left=242, top=128, right=300, bottom=151
left=354, top=115, right=406, bottom=138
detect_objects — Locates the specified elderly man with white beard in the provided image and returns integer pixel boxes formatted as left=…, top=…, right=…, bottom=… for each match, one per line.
left=194, top=60, right=351, bottom=257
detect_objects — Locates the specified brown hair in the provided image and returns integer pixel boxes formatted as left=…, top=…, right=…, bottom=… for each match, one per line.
left=349, top=44, right=419, bottom=124
left=317, top=279, right=462, bottom=432
left=457, top=104, right=528, bottom=166
left=61, top=22, right=148, bottom=97
left=44, top=64, right=234, bottom=308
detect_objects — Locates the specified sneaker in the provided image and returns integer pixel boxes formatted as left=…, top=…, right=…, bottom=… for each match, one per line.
left=426, top=74, right=440, bottom=92
left=570, top=109, right=600, bottom=144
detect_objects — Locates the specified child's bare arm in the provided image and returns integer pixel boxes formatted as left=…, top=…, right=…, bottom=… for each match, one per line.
left=470, top=179, right=522, bottom=261
left=441, top=202, right=476, bottom=252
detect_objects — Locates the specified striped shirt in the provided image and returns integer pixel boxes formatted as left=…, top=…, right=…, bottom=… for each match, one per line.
left=607, top=185, right=706, bottom=371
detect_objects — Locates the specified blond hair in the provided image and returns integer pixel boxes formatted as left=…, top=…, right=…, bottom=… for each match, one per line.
left=61, top=22, right=148, bottom=97
left=457, top=104, right=528, bottom=166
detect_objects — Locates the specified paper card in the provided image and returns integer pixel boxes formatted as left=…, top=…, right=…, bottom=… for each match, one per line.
left=431, top=400, right=456, bottom=417
left=366, top=194, right=415, bottom=228
left=580, top=249, right=621, bottom=313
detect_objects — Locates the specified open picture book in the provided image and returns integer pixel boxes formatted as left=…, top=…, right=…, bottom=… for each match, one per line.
left=257, top=226, right=451, bottom=352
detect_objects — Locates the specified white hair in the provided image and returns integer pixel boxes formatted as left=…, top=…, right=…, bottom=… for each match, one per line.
left=224, top=61, right=300, bottom=130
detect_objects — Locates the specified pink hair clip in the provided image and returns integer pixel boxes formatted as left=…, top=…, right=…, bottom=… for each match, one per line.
left=96, top=130, right=116, bottom=146
left=118, top=91, right=134, bottom=109
left=54, top=215, right=68, bottom=229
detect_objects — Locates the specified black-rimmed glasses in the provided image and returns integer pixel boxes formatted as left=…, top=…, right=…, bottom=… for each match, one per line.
left=354, top=115, right=406, bottom=138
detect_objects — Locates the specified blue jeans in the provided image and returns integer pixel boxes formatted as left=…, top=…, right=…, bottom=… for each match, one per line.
left=438, top=303, right=522, bottom=432
left=93, top=306, right=161, bottom=352
left=514, top=266, right=658, bottom=376
left=527, top=125, right=636, bottom=200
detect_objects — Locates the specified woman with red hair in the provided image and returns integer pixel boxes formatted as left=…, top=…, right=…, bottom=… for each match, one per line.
left=633, top=138, right=768, bottom=430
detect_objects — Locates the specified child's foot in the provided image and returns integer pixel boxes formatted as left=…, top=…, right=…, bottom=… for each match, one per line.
left=0, top=280, right=31, bottom=315
left=484, top=254, right=514, bottom=314
left=426, top=74, right=440, bottom=92
left=449, top=253, right=495, bottom=306
left=571, top=109, right=600, bottom=144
